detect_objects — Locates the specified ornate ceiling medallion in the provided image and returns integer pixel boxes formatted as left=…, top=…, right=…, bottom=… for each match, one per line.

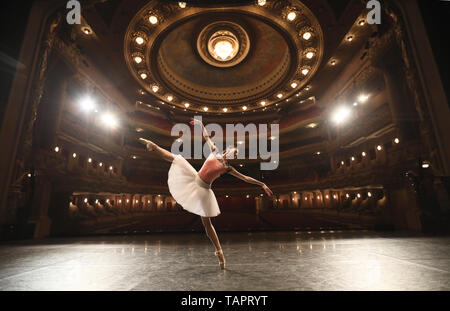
left=124, top=0, right=324, bottom=114
left=197, top=21, right=250, bottom=68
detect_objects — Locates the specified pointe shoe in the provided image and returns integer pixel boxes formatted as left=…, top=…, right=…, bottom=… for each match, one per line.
left=215, top=249, right=226, bottom=269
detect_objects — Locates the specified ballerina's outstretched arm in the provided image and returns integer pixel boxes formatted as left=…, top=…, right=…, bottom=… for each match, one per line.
left=227, top=167, right=273, bottom=197
left=138, top=138, right=175, bottom=162
left=189, top=118, right=216, bottom=153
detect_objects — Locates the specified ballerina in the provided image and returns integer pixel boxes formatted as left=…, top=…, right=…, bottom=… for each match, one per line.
left=139, top=118, right=273, bottom=269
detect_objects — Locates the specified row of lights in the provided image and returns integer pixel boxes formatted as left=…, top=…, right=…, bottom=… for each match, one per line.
left=329, top=18, right=366, bottom=66
left=80, top=198, right=164, bottom=205
left=302, top=191, right=374, bottom=201
left=337, top=138, right=400, bottom=168
left=79, top=194, right=164, bottom=205
left=54, top=146, right=116, bottom=172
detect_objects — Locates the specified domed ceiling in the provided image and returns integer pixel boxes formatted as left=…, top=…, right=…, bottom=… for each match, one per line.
left=124, top=0, right=324, bottom=113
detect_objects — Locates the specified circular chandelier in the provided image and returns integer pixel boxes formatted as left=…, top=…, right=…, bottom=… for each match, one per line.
left=208, top=30, right=239, bottom=62
left=197, top=21, right=250, bottom=68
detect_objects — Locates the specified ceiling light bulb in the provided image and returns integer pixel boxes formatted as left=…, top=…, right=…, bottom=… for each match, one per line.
left=351, top=157, right=355, bottom=161
left=88, top=158, right=92, bottom=163
left=377, top=145, right=382, bottom=151
left=347, top=35, right=354, bottom=42
left=394, top=138, right=400, bottom=144
left=260, top=101, right=266, bottom=106
left=223, top=108, right=228, bottom=112
left=302, top=32, right=312, bottom=40
left=151, top=85, right=159, bottom=92
left=203, top=107, right=209, bottom=112
left=346, top=194, right=350, bottom=198
left=368, top=192, right=372, bottom=197
left=358, top=20, right=365, bottom=26
left=54, top=146, right=60, bottom=152
left=258, top=0, right=266, bottom=6
left=357, top=193, right=361, bottom=198
left=99, top=162, right=103, bottom=167
left=242, top=106, right=248, bottom=111
left=149, top=16, right=158, bottom=24
left=301, top=68, right=309, bottom=76
left=341, top=161, right=345, bottom=165
left=140, top=73, right=147, bottom=80
left=306, top=52, right=314, bottom=59
left=306, top=123, right=318, bottom=128
left=277, top=93, right=283, bottom=99
left=291, top=82, right=298, bottom=88
left=362, top=152, right=366, bottom=157
left=136, top=37, right=144, bottom=45
left=287, top=12, right=297, bottom=21
left=72, top=153, right=77, bottom=158
left=184, top=103, right=190, bottom=108
left=331, top=60, right=336, bottom=66
left=82, top=27, right=92, bottom=35
left=134, top=56, right=142, bottom=64
left=109, top=166, right=113, bottom=171
left=178, top=2, right=186, bottom=8
left=167, top=95, right=173, bottom=101
left=422, top=161, right=430, bottom=168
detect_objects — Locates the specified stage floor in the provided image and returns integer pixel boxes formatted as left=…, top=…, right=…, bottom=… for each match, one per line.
left=0, top=230, right=449, bottom=291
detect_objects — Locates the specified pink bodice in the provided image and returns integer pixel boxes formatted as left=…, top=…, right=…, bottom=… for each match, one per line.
left=198, top=153, right=229, bottom=184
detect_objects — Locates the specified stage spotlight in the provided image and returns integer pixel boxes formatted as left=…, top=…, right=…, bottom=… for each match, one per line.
left=79, top=96, right=96, bottom=112
left=331, top=106, right=351, bottom=125
left=358, top=94, right=369, bottom=103
left=101, top=113, right=118, bottom=128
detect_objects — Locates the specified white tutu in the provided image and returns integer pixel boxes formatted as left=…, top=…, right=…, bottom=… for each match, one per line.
left=167, top=155, right=221, bottom=217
